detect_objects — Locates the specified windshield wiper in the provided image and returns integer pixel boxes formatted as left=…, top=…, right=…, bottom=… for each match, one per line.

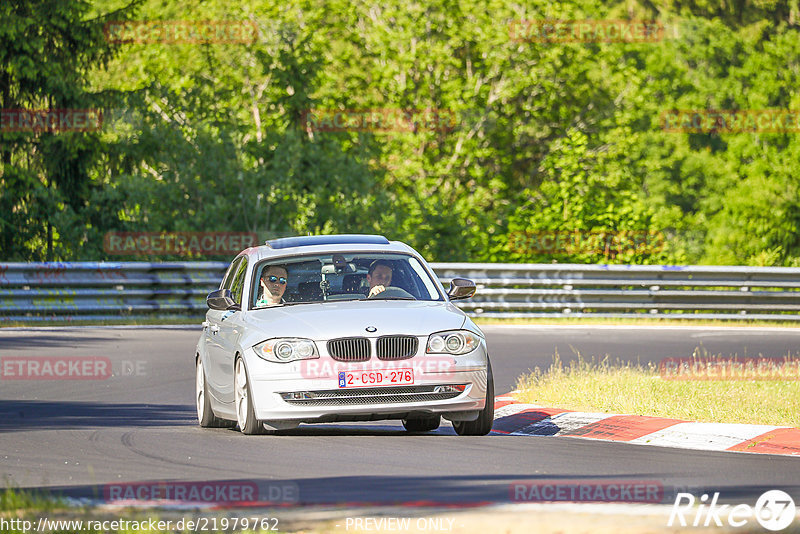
left=367, top=296, right=416, bottom=301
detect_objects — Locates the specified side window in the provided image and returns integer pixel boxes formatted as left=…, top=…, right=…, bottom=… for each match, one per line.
left=230, top=257, right=248, bottom=305
left=221, top=257, right=242, bottom=290
left=408, top=257, right=442, bottom=300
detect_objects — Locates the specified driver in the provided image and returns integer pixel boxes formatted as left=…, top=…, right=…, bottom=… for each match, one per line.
left=256, top=265, right=288, bottom=306
left=366, top=259, right=393, bottom=297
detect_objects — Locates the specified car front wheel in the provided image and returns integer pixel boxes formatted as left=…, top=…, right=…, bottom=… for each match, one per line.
left=234, top=357, right=269, bottom=435
left=453, top=360, right=494, bottom=436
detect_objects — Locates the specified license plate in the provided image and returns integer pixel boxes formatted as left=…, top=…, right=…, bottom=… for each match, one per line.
left=338, top=368, right=414, bottom=388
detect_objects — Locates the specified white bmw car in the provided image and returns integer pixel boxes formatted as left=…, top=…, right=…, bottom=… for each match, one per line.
left=195, top=234, right=494, bottom=435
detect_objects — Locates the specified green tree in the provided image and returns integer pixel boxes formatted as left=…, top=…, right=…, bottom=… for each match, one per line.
left=0, top=0, right=139, bottom=260
left=4, top=0, right=800, bottom=265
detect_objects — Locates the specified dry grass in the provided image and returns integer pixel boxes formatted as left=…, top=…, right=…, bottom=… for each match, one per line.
left=514, top=350, right=800, bottom=428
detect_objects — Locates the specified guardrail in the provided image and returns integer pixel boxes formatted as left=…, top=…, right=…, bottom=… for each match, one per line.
left=1, top=262, right=799, bottom=322
left=432, top=263, right=800, bottom=320
left=0, top=262, right=227, bottom=322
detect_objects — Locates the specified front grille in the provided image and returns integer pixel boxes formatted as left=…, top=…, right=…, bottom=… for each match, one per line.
left=281, top=385, right=463, bottom=406
left=327, top=337, right=371, bottom=362
left=376, top=335, right=418, bottom=360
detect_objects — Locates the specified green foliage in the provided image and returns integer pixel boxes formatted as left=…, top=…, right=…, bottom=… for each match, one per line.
left=1, top=0, right=799, bottom=264
left=0, top=0, right=139, bottom=260
left=501, top=129, right=669, bottom=263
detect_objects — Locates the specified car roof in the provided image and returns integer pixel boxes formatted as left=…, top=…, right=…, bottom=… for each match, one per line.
left=267, top=234, right=390, bottom=249
left=242, top=234, right=419, bottom=262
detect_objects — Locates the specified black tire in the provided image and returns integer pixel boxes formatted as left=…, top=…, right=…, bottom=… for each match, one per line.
left=453, top=360, right=494, bottom=436
left=196, top=357, right=235, bottom=428
left=402, top=415, right=441, bottom=432
left=234, top=357, right=270, bottom=435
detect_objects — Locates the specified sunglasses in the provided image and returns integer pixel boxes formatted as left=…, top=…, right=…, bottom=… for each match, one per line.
left=267, top=275, right=287, bottom=285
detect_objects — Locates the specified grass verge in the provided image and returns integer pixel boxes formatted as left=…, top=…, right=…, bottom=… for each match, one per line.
left=514, top=351, right=800, bottom=428
left=1, top=487, right=63, bottom=513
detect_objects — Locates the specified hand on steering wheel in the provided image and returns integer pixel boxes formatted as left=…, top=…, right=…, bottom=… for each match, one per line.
left=367, top=286, right=416, bottom=299
left=368, top=285, right=387, bottom=297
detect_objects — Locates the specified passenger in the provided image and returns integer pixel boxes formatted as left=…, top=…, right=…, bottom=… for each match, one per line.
left=256, top=265, right=288, bottom=307
left=366, top=259, right=393, bottom=297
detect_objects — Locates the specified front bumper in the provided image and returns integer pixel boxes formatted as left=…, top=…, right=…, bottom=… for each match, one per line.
left=242, top=344, right=489, bottom=424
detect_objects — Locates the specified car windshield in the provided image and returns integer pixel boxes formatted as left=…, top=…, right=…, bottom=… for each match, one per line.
left=251, top=252, right=444, bottom=309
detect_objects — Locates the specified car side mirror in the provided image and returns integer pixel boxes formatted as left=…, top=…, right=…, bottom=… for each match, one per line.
left=207, top=289, right=239, bottom=310
left=447, top=278, right=476, bottom=300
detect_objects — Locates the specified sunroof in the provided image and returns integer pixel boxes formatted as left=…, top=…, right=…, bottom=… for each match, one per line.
left=266, top=234, right=390, bottom=249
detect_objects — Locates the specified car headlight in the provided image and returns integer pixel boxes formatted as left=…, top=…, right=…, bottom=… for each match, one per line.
left=426, top=330, right=481, bottom=355
left=254, top=338, right=319, bottom=363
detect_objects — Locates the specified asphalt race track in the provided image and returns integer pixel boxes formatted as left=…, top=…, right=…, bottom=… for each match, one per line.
left=1, top=325, right=799, bottom=509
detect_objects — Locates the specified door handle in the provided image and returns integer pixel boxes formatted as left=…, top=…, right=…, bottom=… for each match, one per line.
left=210, top=325, right=220, bottom=334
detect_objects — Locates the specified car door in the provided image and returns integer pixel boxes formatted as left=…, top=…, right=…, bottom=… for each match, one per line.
left=207, top=256, right=248, bottom=405
left=204, top=256, right=243, bottom=402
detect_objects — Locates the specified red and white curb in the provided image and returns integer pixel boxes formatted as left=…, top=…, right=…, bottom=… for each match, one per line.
left=490, top=394, right=800, bottom=456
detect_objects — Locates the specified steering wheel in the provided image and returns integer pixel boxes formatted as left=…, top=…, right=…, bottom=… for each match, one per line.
left=368, top=286, right=416, bottom=299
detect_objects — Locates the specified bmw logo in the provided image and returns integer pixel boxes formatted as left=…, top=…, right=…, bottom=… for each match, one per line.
left=365, top=326, right=377, bottom=333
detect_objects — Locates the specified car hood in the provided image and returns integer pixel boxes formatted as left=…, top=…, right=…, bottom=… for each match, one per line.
left=241, top=300, right=468, bottom=343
